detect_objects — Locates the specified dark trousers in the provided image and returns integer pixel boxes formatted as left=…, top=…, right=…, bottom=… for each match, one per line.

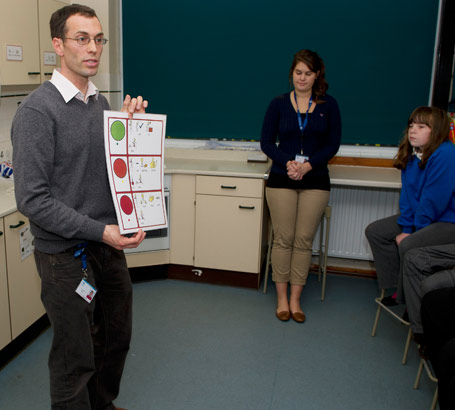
left=365, top=214, right=455, bottom=300
left=402, top=245, right=455, bottom=333
left=421, top=287, right=455, bottom=410
left=34, top=242, right=132, bottom=410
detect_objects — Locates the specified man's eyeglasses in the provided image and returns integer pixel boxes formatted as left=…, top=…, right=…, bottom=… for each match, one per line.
left=62, top=36, right=108, bottom=46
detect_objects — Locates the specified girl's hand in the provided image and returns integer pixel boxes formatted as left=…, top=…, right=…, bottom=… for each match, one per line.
left=395, top=232, right=411, bottom=245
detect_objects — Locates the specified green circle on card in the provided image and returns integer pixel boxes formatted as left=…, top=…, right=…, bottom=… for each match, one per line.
left=111, top=120, right=125, bottom=141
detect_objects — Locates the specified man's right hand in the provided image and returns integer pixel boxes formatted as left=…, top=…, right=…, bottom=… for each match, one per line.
left=102, top=225, right=146, bottom=250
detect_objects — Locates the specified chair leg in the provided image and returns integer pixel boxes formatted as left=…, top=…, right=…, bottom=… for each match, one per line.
left=371, top=289, right=385, bottom=336
left=414, top=358, right=424, bottom=389
left=414, top=358, right=439, bottom=410
left=263, top=225, right=273, bottom=294
left=430, top=388, right=438, bottom=410
left=318, top=217, right=323, bottom=282
left=402, top=327, right=412, bottom=365
left=321, top=206, right=331, bottom=301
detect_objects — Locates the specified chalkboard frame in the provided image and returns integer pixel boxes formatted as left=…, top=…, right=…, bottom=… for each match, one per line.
left=122, top=0, right=439, bottom=146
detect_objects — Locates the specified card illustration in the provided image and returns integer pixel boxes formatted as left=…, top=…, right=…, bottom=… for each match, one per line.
left=104, top=111, right=168, bottom=234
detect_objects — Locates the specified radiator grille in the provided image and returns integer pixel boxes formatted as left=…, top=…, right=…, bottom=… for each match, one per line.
left=314, top=186, right=400, bottom=260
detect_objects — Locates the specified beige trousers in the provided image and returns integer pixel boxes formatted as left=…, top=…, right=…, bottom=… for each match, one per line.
left=266, top=187, right=330, bottom=285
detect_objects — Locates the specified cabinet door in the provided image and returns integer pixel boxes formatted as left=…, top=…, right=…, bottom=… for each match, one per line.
left=194, top=194, right=263, bottom=273
left=170, top=174, right=196, bottom=265
left=38, top=0, right=67, bottom=83
left=4, top=212, right=45, bottom=339
left=0, top=218, right=12, bottom=349
left=0, top=0, right=41, bottom=85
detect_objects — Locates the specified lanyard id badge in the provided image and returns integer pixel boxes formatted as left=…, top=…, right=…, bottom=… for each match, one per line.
left=295, top=155, right=309, bottom=164
left=73, top=243, right=97, bottom=303
left=294, top=92, right=313, bottom=155
left=76, top=279, right=97, bottom=303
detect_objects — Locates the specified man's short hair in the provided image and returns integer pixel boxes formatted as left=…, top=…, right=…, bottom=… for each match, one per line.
left=50, top=4, right=98, bottom=39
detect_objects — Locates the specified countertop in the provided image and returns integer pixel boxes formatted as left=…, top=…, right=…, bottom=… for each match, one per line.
left=164, top=157, right=270, bottom=179
left=0, top=162, right=401, bottom=219
left=328, top=165, right=401, bottom=189
left=0, top=178, right=16, bottom=218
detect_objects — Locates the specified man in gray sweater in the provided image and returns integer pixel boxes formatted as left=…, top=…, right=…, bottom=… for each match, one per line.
left=11, top=4, right=146, bottom=410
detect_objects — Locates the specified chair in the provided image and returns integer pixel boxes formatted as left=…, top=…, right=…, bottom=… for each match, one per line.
left=371, top=289, right=413, bottom=365
left=414, top=358, right=438, bottom=410
left=263, top=205, right=331, bottom=301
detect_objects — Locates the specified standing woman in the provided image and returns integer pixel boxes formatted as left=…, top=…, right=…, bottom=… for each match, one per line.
left=260, top=49, right=341, bottom=322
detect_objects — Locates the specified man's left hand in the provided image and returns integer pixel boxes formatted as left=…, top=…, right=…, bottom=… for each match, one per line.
left=122, top=94, right=148, bottom=119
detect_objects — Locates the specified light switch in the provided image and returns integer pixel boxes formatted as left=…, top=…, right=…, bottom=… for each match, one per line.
left=43, top=52, right=57, bottom=66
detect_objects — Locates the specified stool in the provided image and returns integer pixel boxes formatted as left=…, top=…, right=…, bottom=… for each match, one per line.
left=414, top=358, right=438, bottom=410
left=371, top=289, right=413, bottom=365
left=262, top=205, right=331, bottom=301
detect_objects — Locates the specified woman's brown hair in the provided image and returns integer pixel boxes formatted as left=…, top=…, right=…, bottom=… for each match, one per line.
left=394, top=106, right=450, bottom=170
left=288, top=49, right=328, bottom=104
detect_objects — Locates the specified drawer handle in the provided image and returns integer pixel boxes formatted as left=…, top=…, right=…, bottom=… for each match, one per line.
left=27, top=72, right=40, bottom=75
left=44, top=72, right=53, bottom=76
left=221, top=185, right=237, bottom=189
left=239, top=205, right=255, bottom=210
left=0, top=231, right=3, bottom=236
left=10, top=221, right=25, bottom=229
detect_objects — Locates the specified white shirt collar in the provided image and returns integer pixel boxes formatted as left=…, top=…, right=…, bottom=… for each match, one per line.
left=50, top=69, right=99, bottom=104
left=412, top=147, right=423, bottom=160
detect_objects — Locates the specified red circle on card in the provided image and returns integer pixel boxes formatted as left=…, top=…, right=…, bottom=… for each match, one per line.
left=120, top=195, right=134, bottom=215
left=113, top=158, right=127, bottom=178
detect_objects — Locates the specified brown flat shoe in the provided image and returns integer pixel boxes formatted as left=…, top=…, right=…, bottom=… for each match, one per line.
left=276, top=310, right=291, bottom=321
left=291, top=311, right=306, bottom=323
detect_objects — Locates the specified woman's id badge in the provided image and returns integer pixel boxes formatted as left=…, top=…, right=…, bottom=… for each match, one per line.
left=76, top=279, right=97, bottom=303
left=295, top=155, right=309, bottom=164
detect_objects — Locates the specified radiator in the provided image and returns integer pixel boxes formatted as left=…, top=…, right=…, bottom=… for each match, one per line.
left=314, top=185, right=400, bottom=261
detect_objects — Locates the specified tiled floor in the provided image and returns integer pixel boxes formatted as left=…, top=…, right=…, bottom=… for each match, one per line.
left=0, top=273, right=436, bottom=410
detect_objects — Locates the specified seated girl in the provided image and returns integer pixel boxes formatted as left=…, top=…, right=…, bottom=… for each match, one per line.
left=365, top=106, right=455, bottom=308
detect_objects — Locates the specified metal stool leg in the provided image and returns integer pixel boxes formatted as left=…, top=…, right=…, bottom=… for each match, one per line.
left=414, top=358, right=439, bottom=410
left=318, top=215, right=323, bottom=282
left=321, top=206, right=331, bottom=301
left=263, top=225, right=273, bottom=294
left=414, top=358, right=424, bottom=389
left=371, top=289, right=385, bottom=336
left=402, top=327, right=412, bottom=365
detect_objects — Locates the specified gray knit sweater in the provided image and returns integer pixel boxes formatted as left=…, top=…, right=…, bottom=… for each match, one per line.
left=11, top=81, right=116, bottom=253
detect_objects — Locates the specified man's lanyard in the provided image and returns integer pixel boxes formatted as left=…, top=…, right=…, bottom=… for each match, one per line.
left=74, top=242, right=88, bottom=278
left=294, top=92, right=313, bottom=155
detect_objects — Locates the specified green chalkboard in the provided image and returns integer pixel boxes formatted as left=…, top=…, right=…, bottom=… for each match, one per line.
left=122, top=0, right=439, bottom=146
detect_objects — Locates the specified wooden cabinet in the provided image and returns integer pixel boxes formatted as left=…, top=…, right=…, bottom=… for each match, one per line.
left=0, top=0, right=66, bottom=85
left=0, top=217, right=12, bottom=350
left=38, top=0, right=68, bottom=83
left=4, top=211, right=45, bottom=339
left=194, top=176, right=266, bottom=273
left=170, top=173, right=267, bottom=277
left=0, top=0, right=40, bottom=85
left=169, top=174, right=196, bottom=266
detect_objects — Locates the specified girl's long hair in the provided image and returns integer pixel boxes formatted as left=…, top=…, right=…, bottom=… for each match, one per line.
left=394, top=106, right=450, bottom=170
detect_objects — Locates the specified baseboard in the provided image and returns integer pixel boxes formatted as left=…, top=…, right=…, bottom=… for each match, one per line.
left=168, top=264, right=260, bottom=289
left=0, top=314, right=50, bottom=370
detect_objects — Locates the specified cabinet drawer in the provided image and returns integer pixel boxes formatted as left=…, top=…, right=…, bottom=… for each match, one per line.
left=196, top=175, right=263, bottom=198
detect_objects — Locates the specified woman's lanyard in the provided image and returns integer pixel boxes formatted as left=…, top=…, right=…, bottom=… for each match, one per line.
left=294, top=92, right=312, bottom=155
